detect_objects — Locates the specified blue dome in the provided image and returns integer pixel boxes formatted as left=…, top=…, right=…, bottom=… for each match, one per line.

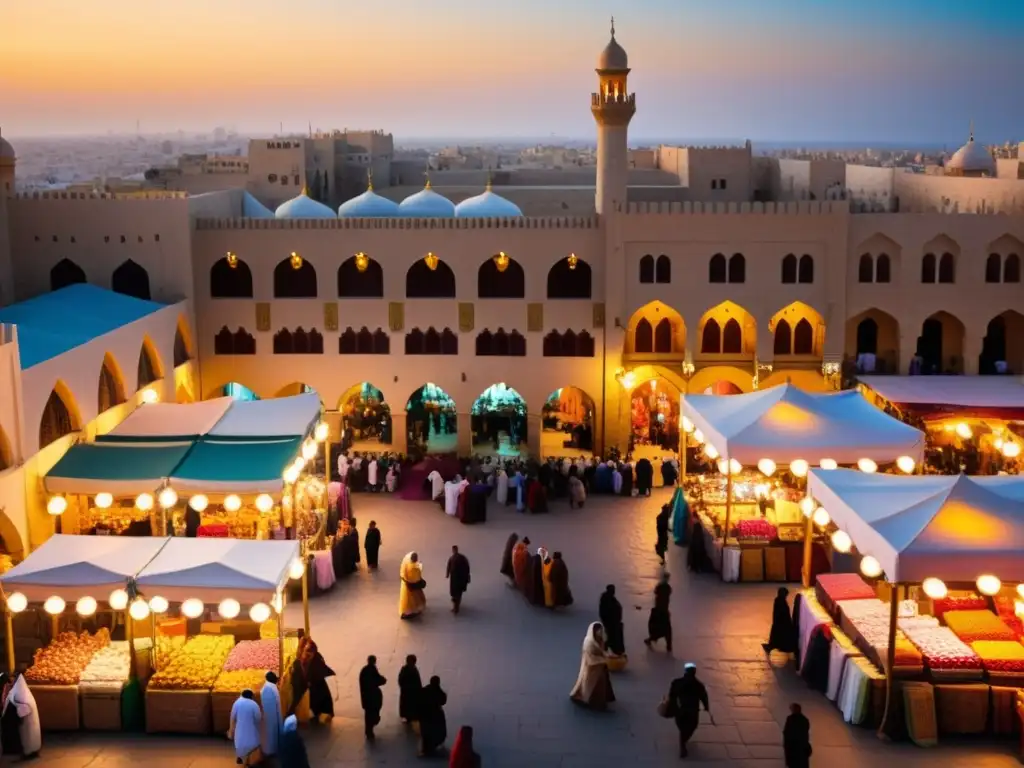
left=399, top=183, right=455, bottom=218
left=454, top=186, right=523, bottom=218
left=338, top=188, right=401, bottom=218
left=275, top=188, right=336, bottom=219
left=242, top=191, right=274, bottom=218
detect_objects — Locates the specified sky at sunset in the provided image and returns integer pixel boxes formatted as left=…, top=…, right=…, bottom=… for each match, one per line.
left=2, top=0, right=1022, bottom=143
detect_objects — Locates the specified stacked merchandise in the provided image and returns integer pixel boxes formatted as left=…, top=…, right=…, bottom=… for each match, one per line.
left=942, top=609, right=1024, bottom=678
left=148, top=635, right=235, bottom=690
left=815, top=574, right=876, bottom=617
left=836, top=599, right=923, bottom=672
left=213, top=638, right=298, bottom=694
left=734, top=519, right=777, bottom=542
left=931, top=595, right=987, bottom=621
left=991, top=596, right=1024, bottom=639
left=898, top=619, right=981, bottom=678
left=79, top=642, right=131, bottom=688
left=25, top=629, right=111, bottom=686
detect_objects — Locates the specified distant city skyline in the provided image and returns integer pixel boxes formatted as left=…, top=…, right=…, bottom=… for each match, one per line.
left=3, top=0, right=1022, bottom=143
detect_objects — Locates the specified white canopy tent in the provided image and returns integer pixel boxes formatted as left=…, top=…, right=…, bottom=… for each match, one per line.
left=99, top=397, right=233, bottom=441
left=807, top=469, right=1024, bottom=583
left=0, top=535, right=169, bottom=602
left=858, top=376, right=1024, bottom=410
left=682, top=384, right=926, bottom=465
left=135, top=538, right=299, bottom=604
left=207, top=393, right=321, bottom=438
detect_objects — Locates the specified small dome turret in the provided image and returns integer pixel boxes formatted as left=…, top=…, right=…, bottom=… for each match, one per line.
left=242, top=191, right=274, bottom=218
left=946, top=124, right=996, bottom=177
left=338, top=175, right=401, bottom=218
left=399, top=179, right=455, bottom=218
left=454, top=178, right=523, bottom=218
left=0, top=128, right=14, bottom=160
left=597, top=17, right=628, bottom=71
left=275, top=186, right=336, bottom=219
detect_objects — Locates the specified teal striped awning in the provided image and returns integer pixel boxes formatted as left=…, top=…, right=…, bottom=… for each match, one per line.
left=169, top=437, right=303, bottom=494
left=45, top=441, right=195, bottom=495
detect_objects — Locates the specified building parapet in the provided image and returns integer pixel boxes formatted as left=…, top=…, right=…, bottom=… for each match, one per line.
left=194, top=216, right=599, bottom=231
left=14, top=191, right=188, bottom=201
left=623, top=201, right=845, bottom=215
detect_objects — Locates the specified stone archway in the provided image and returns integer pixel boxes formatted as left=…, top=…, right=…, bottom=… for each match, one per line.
left=406, top=383, right=457, bottom=455
left=338, top=382, right=392, bottom=448
left=541, top=387, right=596, bottom=458
left=471, top=384, right=527, bottom=457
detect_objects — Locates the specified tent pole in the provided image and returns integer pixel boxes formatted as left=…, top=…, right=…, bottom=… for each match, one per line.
left=323, top=438, right=332, bottom=535
left=721, top=470, right=733, bottom=581
left=877, top=582, right=900, bottom=740
left=5, top=606, right=14, bottom=674
left=301, top=555, right=311, bottom=637
left=126, top=610, right=138, bottom=682
left=277, top=596, right=286, bottom=679
left=801, top=515, right=814, bottom=589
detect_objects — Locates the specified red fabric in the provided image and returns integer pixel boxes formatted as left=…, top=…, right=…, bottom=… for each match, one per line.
left=197, top=523, right=229, bottom=538
left=456, top=487, right=468, bottom=521
left=449, top=726, right=477, bottom=768
left=816, top=573, right=874, bottom=603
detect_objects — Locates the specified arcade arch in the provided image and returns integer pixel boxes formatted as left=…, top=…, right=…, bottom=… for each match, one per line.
left=541, top=387, right=596, bottom=458
left=696, top=302, right=756, bottom=357
left=137, top=336, right=163, bottom=390
left=916, top=311, right=965, bottom=374
left=222, top=382, right=260, bottom=401
left=98, top=353, right=127, bottom=413
left=627, top=376, right=681, bottom=455
left=845, top=309, right=900, bottom=374
left=338, top=383, right=392, bottom=447
left=274, top=382, right=317, bottom=398
left=687, top=366, right=753, bottom=396
left=112, top=259, right=151, bottom=300
left=769, top=302, right=825, bottom=357
left=471, top=383, right=527, bottom=457
left=39, top=381, right=81, bottom=451
left=173, top=316, right=193, bottom=367
left=624, top=301, right=685, bottom=356
left=979, top=311, right=1024, bottom=375
left=406, top=383, right=457, bottom=455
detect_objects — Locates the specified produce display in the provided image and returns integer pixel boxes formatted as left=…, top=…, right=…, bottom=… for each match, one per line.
left=931, top=595, right=987, bottom=620
left=734, top=519, right=777, bottom=541
left=148, top=635, right=235, bottom=690
left=213, top=668, right=266, bottom=693
left=943, top=610, right=1017, bottom=643
left=223, top=639, right=288, bottom=672
left=79, top=641, right=131, bottom=683
left=25, top=629, right=111, bottom=686
left=991, top=596, right=1024, bottom=640
left=970, top=640, right=1024, bottom=673
left=901, top=625, right=981, bottom=671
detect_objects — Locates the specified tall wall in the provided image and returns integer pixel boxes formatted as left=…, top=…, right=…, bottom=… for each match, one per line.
left=246, top=139, right=308, bottom=208
left=893, top=173, right=1024, bottom=215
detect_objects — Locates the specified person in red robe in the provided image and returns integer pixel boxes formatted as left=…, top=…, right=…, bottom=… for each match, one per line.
left=449, top=725, right=481, bottom=767
left=512, top=537, right=531, bottom=594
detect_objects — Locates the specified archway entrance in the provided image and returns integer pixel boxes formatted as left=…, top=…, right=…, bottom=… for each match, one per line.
left=630, top=378, right=681, bottom=456
left=223, top=382, right=259, bottom=401
left=979, top=311, right=1024, bottom=375
left=541, top=387, right=595, bottom=458
left=845, top=308, right=900, bottom=373
left=406, top=383, right=457, bottom=455
left=339, top=383, right=392, bottom=450
left=915, top=312, right=965, bottom=374
left=703, top=380, right=743, bottom=395
left=274, top=382, right=316, bottom=398
left=471, top=384, right=526, bottom=457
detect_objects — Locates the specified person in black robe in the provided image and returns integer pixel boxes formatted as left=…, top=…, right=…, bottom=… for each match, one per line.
left=635, top=458, right=654, bottom=496
left=364, top=520, right=381, bottom=569
left=185, top=506, right=201, bottom=537
left=525, top=552, right=544, bottom=605
left=763, top=587, right=797, bottom=657
left=290, top=639, right=335, bottom=723
left=791, top=593, right=804, bottom=667
left=801, top=625, right=831, bottom=693
left=445, top=545, right=471, bottom=614
left=655, top=503, right=670, bottom=565
left=620, top=463, right=634, bottom=496
left=500, top=532, right=518, bottom=584
left=549, top=551, right=573, bottom=607
left=599, top=585, right=625, bottom=655
left=644, top=573, right=672, bottom=652
left=783, top=703, right=812, bottom=768
left=358, top=655, right=387, bottom=740
left=661, top=459, right=679, bottom=487
left=350, top=518, right=361, bottom=566
left=278, top=715, right=310, bottom=768
left=665, top=664, right=711, bottom=759
left=418, top=675, right=448, bottom=757
left=330, top=530, right=346, bottom=580
left=397, top=654, right=422, bottom=725
left=0, top=673, right=22, bottom=757
left=687, top=520, right=710, bottom=573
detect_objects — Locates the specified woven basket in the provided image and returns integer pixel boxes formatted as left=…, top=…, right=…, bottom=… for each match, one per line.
left=145, top=688, right=212, bottom=734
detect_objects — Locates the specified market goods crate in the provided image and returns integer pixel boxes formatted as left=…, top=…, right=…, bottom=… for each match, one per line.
left=211, top=687, right=263, bottom=734
left=29, top=684, right=80, bottom=731
left=80, top=685, right=123, bottom=731
left=145, top=688, right=212, bottom=734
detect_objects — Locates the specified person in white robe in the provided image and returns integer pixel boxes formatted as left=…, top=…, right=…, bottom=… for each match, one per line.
left=337, top=453, right=349, bottom=482
left=444, top=476, right=464, bottom=516
left=261, top=672, right=282, bottom=757
left=496, top=469, right=509, bottom=505
left=352, top=454, right=363, bottom=473
left=367, top=457, right=379, bottom=492
left=229, top=689, right=262, bottom=764
left=427, top=470, right=444, bottom=502
left=385, top=466, right=397, bottom=493
left=612, top=466, right=623, bottom=495
left=3, top=674, right=40, bottom=758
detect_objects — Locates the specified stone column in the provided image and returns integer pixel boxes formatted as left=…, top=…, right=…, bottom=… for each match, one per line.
left=527, top=414, right=542, bottom=459
left=961, top=335, right=982, bottom=376
left=390, top=412, right=408, bottom=455
left=456, top=414, right=472, bottom=457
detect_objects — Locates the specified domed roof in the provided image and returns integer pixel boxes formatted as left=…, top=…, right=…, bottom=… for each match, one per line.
left=274, top=187, right=336, bottom=219
left=399, top=181, right=455, bottom=218
left=454, top=182, right=523, bottom=218
left=947, top=129, right=995, bottom=175
left=597, top=18, right=628, bottom=71
left=0, top=130, right=14, bottom=160
left=242, top=191, right=274, bottom=218
left=338, top=181, right=401, bottom=218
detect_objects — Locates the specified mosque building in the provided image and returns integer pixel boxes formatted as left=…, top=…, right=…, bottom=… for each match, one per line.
left=0, top=23, right=1022, bottom=554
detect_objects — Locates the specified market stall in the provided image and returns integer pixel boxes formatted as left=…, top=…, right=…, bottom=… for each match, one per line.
left=802, top=469, right=1024, bottom=742
left=680, top=384, right=925, bottom=583
left=97, top=397, right=234, bottom=442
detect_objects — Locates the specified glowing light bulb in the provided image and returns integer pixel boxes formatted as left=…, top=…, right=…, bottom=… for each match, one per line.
left=149, top=596, right=169, bottom=614
left=189, top=494, right=209, bottom=512
left=301, top=439, right=317, bottom=461
left=860, top=556, right=882, bottom=579
left=47, top=496, right=67, bottom=516
left=799, top=497, right=815, bottom=517
left=218, top=599, right=241, bottom=619
left=955, top=422, right=973, bottom=439
left=249, top=603, right=271, bottom=623
left=141, top=388, right=159, bottom=404
left=283, top=466, right=300, bottom=485
left=314, top=422, right=329, bottom=442
left=831, top=530, right=852, bottom=553
left=181, top=598, right=204, bottom=619
left=108, top=589, right=129, bottom=610
left=44, top=596, right=65, bottom=615
left=135, top=493, right=154, bottom=511
left=6, top=592, right=27, bottom=613
left=223, top=495, right=242, bottom=513
left=692, top=429, right=704, bottom=445
left=896, top=456, right=916, bottom=474
left=922, top=577, right=948, bottom=600
left=289, top=559, right=306, bottom=580
left=819, top=458, right=838, bottom=471
left=158, top=487, right=178, bottom=509
left=857, top=458, right=878, bottom=474
left=758, top=459, right=776, bottom=477
left=812, top=507, right=830, bottom=527
left=682, top=417, right=695, bottom=434
left=94, top=492, right=113, bottom=509
left=1004, top=442, right=1021, bottom=459
left=977, top=574, right=1002, bottom=596
left=704, top=444, right=719, bottom=460
left=790, top=459, right=809, bottom=478
left=75, top=597, right=97, bottom=617
left=129, top=598, right=150, bottom=621
left=255, top=494, right=274, bottom=513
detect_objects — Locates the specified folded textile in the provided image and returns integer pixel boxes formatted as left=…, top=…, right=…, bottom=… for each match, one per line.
left=944, top=610, right=1017, bottom=643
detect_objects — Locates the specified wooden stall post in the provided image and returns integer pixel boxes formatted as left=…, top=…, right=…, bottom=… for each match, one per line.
left=50, top=614, right=59, bottom=641
left=877, top=582, right=900, bottom=740
left=801, top=515, right=815, bottom=588
left=720, top=470, right=733, bottom=580
left=323, top=438, right=331, bottom=509
left=125, top=610, right=138, bottom=681
left=301, top=555, right=311, bottom=637
left=4, top=606, right=14, bottom=673
left=277, top=596, right=286, bottom=679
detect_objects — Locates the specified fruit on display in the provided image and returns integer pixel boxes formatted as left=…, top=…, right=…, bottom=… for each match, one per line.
left=223, top=638, right=298, bottom=672
left=79, top=641, right=131, bottom=682
left=213, top=668, right=267, bottom=693
left=25, top=629, right=111, bottom=686
left=734, top=519, right=777, bottom=541
left=148, top=635, right=235, bottom=690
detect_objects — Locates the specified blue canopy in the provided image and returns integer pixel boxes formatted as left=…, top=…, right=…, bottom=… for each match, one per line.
left=45, top=441, right=194, bottom=495
left=169, top=437, right=303, bottom=493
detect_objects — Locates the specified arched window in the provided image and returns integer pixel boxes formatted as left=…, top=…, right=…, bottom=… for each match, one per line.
left=137, top=343, right=160, bottom=387
left=173, top=324, right=191, bottom=367
left=440, top=328, right=458, bottom=355
left=938, top=252, right=955, bottom=284
left=701, top=319, right=721, bottom=354
left=424, top=328, right=441, bottom=355
left=876, top=254, right=891, bottom=283
left=793, top=319, right=814, bottom=354
left=921, top=253, right=936, bottom=283
left=858, top=254, right=873, bottom=283
left=634, top=318, right=653, bottom=353
left=372, top=329, right=390, bottom=354
left=561, top=330, right=578, bottom=357
left=405, top=328, right=425, bottom=355
left=1005, top=254, right=1021, bottom=283
left=638, top=254, right=654, bottom=283
left=773, top=320, right=792, bottom=355
left=708, top=253, right=726, bottom=283
left=274, top=258, right=318, bottom=298
left=233, top=328, right=256, bottom=354
left=476, top=329, right=494, bottom=356
left=722, top=318, right=742, bottom=354
left=655, top=255, right=671, bottom=284
left=273, top=328, right=293, bottom=354
left=216, top=327, right=256, bottom=355
left=728, top=253, right=746, bottom=283
left=856, top=318, right=878, bottom=356
left=293, top=328, right=309, bottom=354
left=798, top=255, right=814, bottom=284
left=547, top=257, right=592, bottom=299
left=339, top=328, right=357, bottom=354
left=407, top=259, right=456, bottom=298
left=39, top=388, right=76, bottom=449
left=543, top=331, right=560, bottom=356
left=492, top=329, right=509, bottom=356
left=781, top=254, right=797, bottom=284
left=112, top=259, right=151, bottom=300
left=98, top=360, right=124, bottom=413
left=576, top=331, right=595, bottom=357
left=355, top=327, right=374, bottom=354
left=509, top=331, right=527, bottom=356
left=478, top=256, right=524, bottom=299
left=338, top=257, right=384, bottom=298
left=985, top=253, right=1001, bottom=283
left=654, top=318, right=672, bottom=353
left=50, top=259, right=86, bottom=291
left=210, top=259, right=253, bottom=298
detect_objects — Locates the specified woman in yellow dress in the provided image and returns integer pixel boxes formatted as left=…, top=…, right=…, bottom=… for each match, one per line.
left=540, top=548, right=555, bottom=608
left=399, top=551, right=427, bottom=619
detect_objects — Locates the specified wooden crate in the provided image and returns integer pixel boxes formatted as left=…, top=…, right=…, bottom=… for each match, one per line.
left=80, top=686, right=123, bottom=731
left=211, top=688, right=263, bottom=735
left=145, top=688, right=212, bottom=735
left=29, top=685, right=80, bottom=731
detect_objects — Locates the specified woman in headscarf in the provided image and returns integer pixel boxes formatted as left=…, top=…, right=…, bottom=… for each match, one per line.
left=635, top=458, right=654, bottom=496
left=449, top=725, right=481, bottom=768
left=620, top=461, right=633, bottom=496
left=499, top=532, right=518, bottom=585
left=569, top=622, right=615, bottom=711
left=599, top=585, right=625, bottom=656
left=512, top=537, right=530, bottom=593
left=229, top=689, right=262, bottom=765
left=687, top=519, right=710, bottom=573
left=290, top=638, right=336, bottom=724
left=568, top=474, right=586, bottom=509
left=1, top=673, right=40, bottom=759
left=549, top=551, right=573, bottom=608
left=655, top=503, right=670, bottom=565
left=278, top=715, right=310, bottom=768
left=399, top=551, right=427, bottom=619
left=762, top=587, right=797, bottom=657
left=671, top=490, right=690, bottom=546
left=397, top=654, right=423, bottom=725
left=526, top=548, right=545, bottom=606
left=496, top=467, right=509, bottom=505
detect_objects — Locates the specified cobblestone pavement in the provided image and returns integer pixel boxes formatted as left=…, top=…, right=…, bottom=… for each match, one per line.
left=18, top=490, right=1020, bottom=767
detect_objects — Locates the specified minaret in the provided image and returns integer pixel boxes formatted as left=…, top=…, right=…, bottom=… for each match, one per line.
left=591, top=18, right=635, bottom=216
left=0, top=128, right=15, bottom=306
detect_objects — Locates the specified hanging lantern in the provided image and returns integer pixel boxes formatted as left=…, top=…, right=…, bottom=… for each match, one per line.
left=223, top=495, right=242, bottom=513
left=135, top=493, right=154, bottom=511
left=283, top=465, right=300, bottom=485
left=255, top=494, right=274, bottom=513
left=704, top=444, right=719, bottom=460
left=812, top=507, right=830, bottom=527
left=567, top=253, right=578, bottom=270
left=424, top=252, right=439, bottom=271
left=250, top=603, right=272, bottom=623
left=819, top=458, right=838, bottom=470
left=692, top=429, right=704, bottom=445
left=218, top=599, right=241, bottom=620
left=896, top=456, right=916, bottom=474
left=141, top=388, right=159, bottom=404
left=158, top=487, right=178, bottom=509
left=955, top=422, right=973, bottom=439
left=790, top=459, right=809, bottom=478
left=75, top=597, right=97, bottom=617
left=189, top=494, right=209, bottom=512
left=977, top=574, right=1002, bottom=596
left=301, top=439, right=317, bottom=461
left=314, top=422, right=330, bottom=442
left=799, top=497, right=815, bottom=517
left=682, top=417, right=695, bottom=434
left=129, top=598, right=150, bottom=621
left=922, top=577, right=948, bottom=600
left=181, top=598, right=205, bottom=619
left=857, top=458, right=878, bottom=474
left=289, top=559, right=306, bottom=580
left=47, top=496, right=67, bottom=516
left=226, top=251, right=239, bottom=269
left=44, top=596, right=66, bottom=615
left=860, top=556, right=883, bottom=579
left=493, top=252, right=510, bottom=273
left=290, top=251, right=303, bottom=270
left=6, top=593, right=27, bottom=613
left=354, top=252, right=370, bottom=273
left=1004, top=442, right=1021, bottom=459
left=757, top=459, right=776, bottom=477
left=94, top=492, right=113, bottom=509
left=149, top=596, right=169, bottom=614
left=831, top=530, right=852, bottom=553
left=109, top=589, right=129, bottom=610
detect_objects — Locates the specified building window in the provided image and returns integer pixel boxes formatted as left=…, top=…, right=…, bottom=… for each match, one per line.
left=475, top=329, right=527, bottom=356
left=782, top=254, right=797, bottom=284
left=214, top=327, right=256, bottom=355
left=339, top=327, right=390, bottom=354
left=708, top=253, right=726, bottom=283
left=404, top=327, right=458, bottom=355
left=638, top=254, right=654, bottom=283
left=273, top=327, right=325, bottom=354
left=728, top=253, right=746, bottom=283
left=798, top=254, right=814, bottom=284
left=542, top=330, right=595, bottom=357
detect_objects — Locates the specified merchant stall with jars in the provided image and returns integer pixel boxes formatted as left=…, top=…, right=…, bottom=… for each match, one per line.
left=678, top=384, right=925, bottom=583
left=798, top=468, right=1024, bottom=744
left=0, top=536, right=309, bottom=735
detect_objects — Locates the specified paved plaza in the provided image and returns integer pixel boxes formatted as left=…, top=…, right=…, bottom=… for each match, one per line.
left=19, top=490, right=1021, bottom=767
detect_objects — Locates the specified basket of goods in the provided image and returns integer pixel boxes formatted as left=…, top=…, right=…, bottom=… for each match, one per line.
left=943, top=610, right=1017, bottom=643
left=25, top=629, right=111, bottom=731
left=146, top=635, right=235, bottom=734
left=735, top=519, right=777, bottom=542
left=79, top=641, right=131, bottom=730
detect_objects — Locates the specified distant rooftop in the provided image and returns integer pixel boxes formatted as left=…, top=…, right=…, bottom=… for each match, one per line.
left=0, top=284, right=170, bottom=369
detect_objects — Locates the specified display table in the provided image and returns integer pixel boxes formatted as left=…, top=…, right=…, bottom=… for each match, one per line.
left=145, top=688, right=212, bottom=734
left=827, top=628, right=863, bottom=702
left=29, top=685, right=80, bottom=731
